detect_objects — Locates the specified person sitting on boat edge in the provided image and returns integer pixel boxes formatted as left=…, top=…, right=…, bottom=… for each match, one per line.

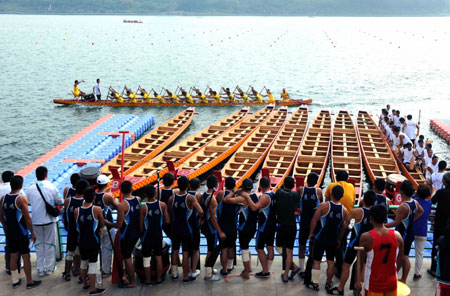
left=222, top=87, right=235, bottom=103
left=192, top=87, right=208, bottom=104
left=250, top=86, right=263, bottom=103
left=280, top=88, right=290, bottom=102
left=137, top=86, right=152, bottom=103
left=73, top=80, right=86, bottom=99
left=163, top=89, right=180, bottom=104
left=108, top=86, right=124, bottom=103
left=261, top=88, right=275, bottom=104
left=124, top=85, right=138, bottom=103
left=180, top=88, right=194, bottom=104
left=152, top=90, right=165, bottom=104
left=235, top=86, right=249, bottom=103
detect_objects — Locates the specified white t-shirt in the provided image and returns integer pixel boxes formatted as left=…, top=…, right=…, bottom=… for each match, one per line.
left=25, top=180, right=63, bottom=225
left=94, top=83, right=101, bottom=95
left=415, top=145, right=425, bottom=159
left=401, top=148, right=414, bottom=164
left=405, top=120, right=417, bottom=140
left=431, top=172, right=445, bottom=190
left=393, top=132, right=412, bottom=150
left=0, top=183, right=26, bottom=198
left=393, top=115, right=401, bottom=127
left=426, top=162, right=439, bottom=180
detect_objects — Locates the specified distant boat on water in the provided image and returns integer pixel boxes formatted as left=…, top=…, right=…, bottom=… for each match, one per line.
left=123, top=19, right=143, bottom=23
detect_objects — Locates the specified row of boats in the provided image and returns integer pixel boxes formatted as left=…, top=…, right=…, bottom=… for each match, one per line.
left=99, top=105, right=426, bottom=197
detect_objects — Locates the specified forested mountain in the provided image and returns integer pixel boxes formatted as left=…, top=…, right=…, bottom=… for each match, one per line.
left=1, top=0, right=449, bottom=15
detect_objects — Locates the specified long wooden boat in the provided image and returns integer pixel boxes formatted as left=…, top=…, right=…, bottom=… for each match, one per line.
left=113, top=108, right=250, bottom=196
left=173, top=105, right=275, bottom=183
left=293, top=110, right=332, bottom=187
left=356, top=111, right=400, bottom=183
left=331, top=111, right=363, bottom=196
left=53, top=98, right=312, bottom=107
left=99, top=108, right=195, bottom=178
left=260, top=106, right=309, bottom=191
left=220, top=107, right=289, bottom=189
left=391, top=147, right=426, bottom=190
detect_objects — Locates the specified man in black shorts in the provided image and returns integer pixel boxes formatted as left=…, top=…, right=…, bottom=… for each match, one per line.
left=274, top=177, right=301, bottom=282
left=0, top=175, right=41, bottom=289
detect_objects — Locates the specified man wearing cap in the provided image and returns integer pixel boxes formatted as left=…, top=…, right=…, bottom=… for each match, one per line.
left=95, top=175, right=119, bottom=276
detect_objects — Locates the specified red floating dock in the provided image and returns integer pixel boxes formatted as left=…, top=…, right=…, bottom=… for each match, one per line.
left=430, top=119, right=450, bottom=144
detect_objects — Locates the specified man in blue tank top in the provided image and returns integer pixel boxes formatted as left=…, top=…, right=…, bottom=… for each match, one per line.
left=95, top=174, right=119, bottom=276
left=139, top=185, right=170, bottom=285
left=106, top=180, right=141, bottom=288
left=74, top=187, right=106, bottom=295
left=386, top=180, right=423, bottom=283
left=63, top=179, right=89, bottom=281
left=0, top=175, right=41, bottom=289
left=188, top=178, right=202, bottom=278
left=297, top=172, right=323, bottom=278
left=308, top=185, right=348, bottom=291
left=223, top=178, right=257, bottom=279
left=160, top=173, right=174, bottom=239
left=216, top=177, right=240, bottom=276
left=167, top=176, right=203, bottom=283
left=243, top=177, right=276, bottom=278
left=329, top=190, right=376, bottom=295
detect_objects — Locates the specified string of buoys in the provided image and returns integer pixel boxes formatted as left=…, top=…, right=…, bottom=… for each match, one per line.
left=322, top=30, right=336, bottom=48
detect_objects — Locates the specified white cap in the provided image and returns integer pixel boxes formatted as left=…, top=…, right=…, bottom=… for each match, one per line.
left=97, top=174, right=109, bottom=185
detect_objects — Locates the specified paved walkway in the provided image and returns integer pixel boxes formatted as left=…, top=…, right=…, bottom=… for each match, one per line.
left=0, top=255, right=436, bottom=295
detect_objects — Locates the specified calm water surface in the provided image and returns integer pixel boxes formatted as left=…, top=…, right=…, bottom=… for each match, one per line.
left=0, top=15, right=449, bottom=189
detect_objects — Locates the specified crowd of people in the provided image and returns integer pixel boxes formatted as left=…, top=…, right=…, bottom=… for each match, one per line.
left=1, top=164, right=449, bottom=295
left=73, top=80, right=292, bottom=104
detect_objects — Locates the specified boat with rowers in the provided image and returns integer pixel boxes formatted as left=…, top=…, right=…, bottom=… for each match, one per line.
left=331, top=110, right=363, bottom=196
left=99, top=108, right=195, bottom=179
left=219, top=107, right=288, bottom=189
left=292, top=110, right=332, bottom=187
left=356, top=111, right=400, bottom=183
left=259, top=106, right=309, bottom=191
left=110, top=108, right=250, bottom=195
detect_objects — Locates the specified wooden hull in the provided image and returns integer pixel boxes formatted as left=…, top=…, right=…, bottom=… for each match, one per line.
left=53, top=98, right=312, bottom=107
left=260, top=107, right=309, bottom=191
left=176, top=106, right=275, bottom=182
left=331, top=111, right=363, bottom=195
left=121, top=108, right=250, bottom=196
left=356, top=111, right=400, bottom=184
left=100, top=108, right=195, bottom=179
left=293, top=110, right=332, bottom=187
left=391, top=148, right=426, bottom=190
left=221, top=107, right=289, bottom=189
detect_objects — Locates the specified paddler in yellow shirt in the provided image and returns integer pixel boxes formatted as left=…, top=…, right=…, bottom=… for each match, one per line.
left=124, top=85, right=138, bottom=103
left=262, top=88, right=275, bottom=104
left=250, top=86, right=263, bottom=103
left=222, top=87, right=235, bottom=103
left=163, top=88, right=180, bottom=104
left=137, top=86, right=152, bottom=103
left=73, top=80, right=86, bottom=99
left=207, top=87, right=221, bottom=103
left=192, top=87, right=208, bottom=104
left=153, top=90, right=165, bottom=103
left=235, top=85, right=249, bottom=103
left=280, top=88, right=290, bottom=102
left=180, top=87, right=194, bottom=104
left=108, top=86, right=124, bottom=103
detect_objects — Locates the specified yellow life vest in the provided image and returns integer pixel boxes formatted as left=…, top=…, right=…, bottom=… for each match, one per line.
left=129, top=92, right=136, bottom=99
left=200, top=93, right=208, bottom=103
left=256, top=93, right=263, bottom=103
left=116, top=96, right=124, bottom=103
left=171, top=93, right=180, bottom=104
left=73, top=85, right=80, bottom=96
left=267, top=93, right=275, bottom=103
left=281, top=91, right=289, bottom=101
left=242, top=93, right=249, bottom=103
left=214, top=94, right=221, bottom=103
left=143, top=92, right=151, bottom=102
left=227, top=93, right=235, bottom=103
left=156, top=95, right=165, bottom=103
left=186, top=93, right=193, bottom=104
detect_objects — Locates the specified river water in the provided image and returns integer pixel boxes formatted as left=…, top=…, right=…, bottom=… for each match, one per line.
left=0, top=15, right=449, bottom=190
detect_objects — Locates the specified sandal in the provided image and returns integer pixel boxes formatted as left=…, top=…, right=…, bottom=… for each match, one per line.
left=305, top=283, right=320, bottom=291
left=289, top=268, right=301, bottom=281
left=281, top=274, right=289, bottom=283
left=62, top=272, right=71, bottom=281
left=325, top=281, right=333, bottom=290
left=327, top=287, right=344, bottom=295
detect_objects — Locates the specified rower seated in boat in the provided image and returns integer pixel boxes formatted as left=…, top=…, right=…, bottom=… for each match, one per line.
left=391, top=126, right=412, bottom=151
left=280, top=88, right=290, bottom=102
left=124, top=85, right=138, bottom=103
left=164, top=89, right=180, bottom=104
left=399, top=142, right=415, bottom=171
left=207, top=87, right=221, bottom=103
left=192, top=87, right=208, bottom=103
left=222, top=87, right=235, bottom=103
left=153, top=90, right=165, bottom=103
left=180, top=87, right=194, bottom=104
left=137, top=86, right=152, bottom=103
left=235, top=85, right=249, bottom=103
left=261, top=88, right=275, bottom=103
left=73, top=80, right=86, bottom=99
left=108, top=86, right=124, bottom=103
left=250, top=86, right=263, bottom=103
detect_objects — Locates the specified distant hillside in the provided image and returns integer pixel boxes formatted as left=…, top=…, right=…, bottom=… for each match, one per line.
left=1, top=0, right=450, bottom=15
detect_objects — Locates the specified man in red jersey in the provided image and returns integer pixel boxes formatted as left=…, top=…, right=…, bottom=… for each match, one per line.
left=357, top=205, right=404, bottom=296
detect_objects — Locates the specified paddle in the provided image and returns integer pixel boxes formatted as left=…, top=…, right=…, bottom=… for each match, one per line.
left=414, top=110, right=421, bottom=148
left=354, top=246, right=364, bottom=294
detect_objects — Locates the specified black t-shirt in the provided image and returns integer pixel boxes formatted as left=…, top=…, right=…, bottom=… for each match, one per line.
left=432, top=188, right=450, bottom=233
left=274, top=188, right=300, bottom=226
